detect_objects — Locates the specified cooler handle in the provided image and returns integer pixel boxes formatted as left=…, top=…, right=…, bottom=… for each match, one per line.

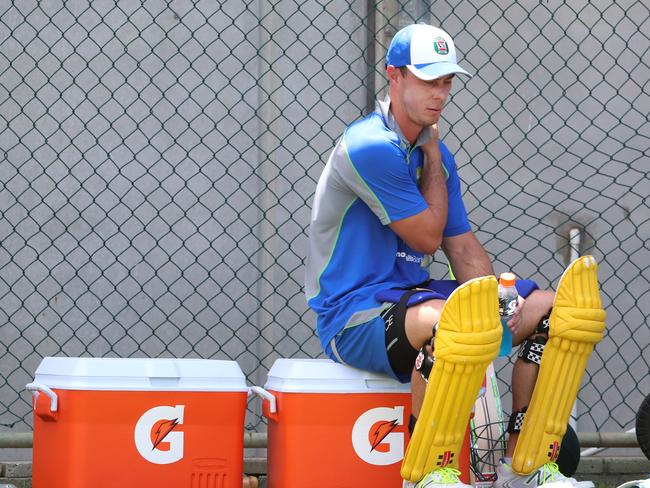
left=26, top=382, right=58, bottom=412
left=250, top=386, right=276, bottom=414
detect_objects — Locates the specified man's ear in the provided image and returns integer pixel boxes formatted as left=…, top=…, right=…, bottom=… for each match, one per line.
left=386, top=65, right=401, bottom=84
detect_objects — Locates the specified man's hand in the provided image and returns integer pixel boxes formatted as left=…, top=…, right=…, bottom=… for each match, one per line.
left=420, top=123, right=441, bottom=165
left=505, top=295, right=526, bottom=334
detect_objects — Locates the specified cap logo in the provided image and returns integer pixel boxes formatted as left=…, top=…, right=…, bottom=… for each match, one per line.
left=434, top=37, right=449, bottom=55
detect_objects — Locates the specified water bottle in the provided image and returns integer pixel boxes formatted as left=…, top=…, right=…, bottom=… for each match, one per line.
left=498, top=272, right=518, bottom=357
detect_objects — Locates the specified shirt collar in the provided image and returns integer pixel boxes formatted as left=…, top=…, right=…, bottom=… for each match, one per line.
left=375, top=96, right=434, bottom=149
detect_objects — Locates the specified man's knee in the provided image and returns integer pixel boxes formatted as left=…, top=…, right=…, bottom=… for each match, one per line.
left=524, top=289, right=554, bottom=327
left=384, top=298, right=443, bottom=378
left=404, top=299, right=444, bottom=348
left=513, top=289, right=553, bottom=345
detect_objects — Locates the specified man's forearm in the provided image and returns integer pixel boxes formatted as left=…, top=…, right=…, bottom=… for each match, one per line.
left=419, top=145, right=448, bottom=240
left=442, top=232, right=494, bottom=283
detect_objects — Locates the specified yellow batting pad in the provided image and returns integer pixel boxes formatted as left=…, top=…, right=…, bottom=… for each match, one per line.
left=513, top=256, right=606, bottom=474
left=401, top=276, right=502, bottom=482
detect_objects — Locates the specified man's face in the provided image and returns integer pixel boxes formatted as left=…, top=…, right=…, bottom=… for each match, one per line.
left=390, top=67, right=454, bottom=128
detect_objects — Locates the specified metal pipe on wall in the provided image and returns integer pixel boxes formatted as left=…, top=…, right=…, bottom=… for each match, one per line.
left=0, top=431, right=639, bottom=450
left=569, top=227, right=581, bottom=431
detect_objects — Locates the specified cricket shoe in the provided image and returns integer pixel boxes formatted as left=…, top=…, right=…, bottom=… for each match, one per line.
left=614, top=480, right=650, bottom=488
left=403, top=467, right=471, bottom=488
left=494, top=461, right=594, bottom=488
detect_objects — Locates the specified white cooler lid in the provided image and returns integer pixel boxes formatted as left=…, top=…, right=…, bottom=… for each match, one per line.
left=264, top=358, right=410, bottom=393
left=30, top=357, right=248, bottom=392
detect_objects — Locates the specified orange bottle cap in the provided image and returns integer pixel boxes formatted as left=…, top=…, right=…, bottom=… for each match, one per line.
left=499, top=272, right=516, bottom=287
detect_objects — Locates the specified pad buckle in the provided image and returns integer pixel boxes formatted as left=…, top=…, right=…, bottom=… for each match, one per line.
left=415, top=345, right=435, bottom=382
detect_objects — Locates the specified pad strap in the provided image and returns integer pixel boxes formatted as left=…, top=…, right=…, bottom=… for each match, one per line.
left=517, top=335, right=547, bottom=365
left=536, top=309, right=551, bottom=334
left=508, top=407, right=528, bottom=433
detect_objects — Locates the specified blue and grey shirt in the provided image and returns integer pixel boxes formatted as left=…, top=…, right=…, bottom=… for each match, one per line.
left=305, top=98, right=471, bottom=350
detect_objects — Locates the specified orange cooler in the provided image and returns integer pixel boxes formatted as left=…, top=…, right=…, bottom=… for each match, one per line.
left=254, top=358, right=412, bottom=488
left=27, top=357, right=248, bottom=488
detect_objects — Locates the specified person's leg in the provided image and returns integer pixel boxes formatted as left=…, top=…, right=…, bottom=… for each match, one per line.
left=404, top=299, right=445, bottom=418
left=398, top=285, right=556, bottom=452
left=512, top=256, right=605, bottom=476
left=506, top=289, right=554, bottom=458
left=496, top=257, right=605, bottom=488
left=497, top=289, right=582, bottom=488
left=400, top=277, right=502, bottom=485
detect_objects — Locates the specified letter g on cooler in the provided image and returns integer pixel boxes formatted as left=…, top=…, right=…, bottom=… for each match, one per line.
left=352, top=406, right=405, bottom=465
left=134, top=405, right=185, bottom=464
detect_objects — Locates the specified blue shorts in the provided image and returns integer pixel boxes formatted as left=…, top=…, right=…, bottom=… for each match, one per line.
left=324, top=279, right=539, bottom=383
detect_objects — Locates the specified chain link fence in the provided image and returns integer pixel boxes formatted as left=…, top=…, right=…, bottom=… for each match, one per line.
left=1, top=0, right=649, bottom=438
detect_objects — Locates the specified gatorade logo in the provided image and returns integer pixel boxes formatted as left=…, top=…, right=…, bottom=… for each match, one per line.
left=352, top=406, right=405, bottom=465
left=499, top=297, right=517, bottom=316
left=134, top=405, right=184, bottom=464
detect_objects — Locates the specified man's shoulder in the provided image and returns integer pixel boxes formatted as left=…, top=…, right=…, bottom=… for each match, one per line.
left=344, top=113, right=402, bottom=160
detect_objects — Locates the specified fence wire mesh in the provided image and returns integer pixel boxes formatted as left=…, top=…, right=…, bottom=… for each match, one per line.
left=1, top=0, right=649, bottom=435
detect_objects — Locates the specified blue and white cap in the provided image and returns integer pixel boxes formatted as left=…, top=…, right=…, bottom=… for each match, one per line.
left=386, top=24, right=472, bottom=80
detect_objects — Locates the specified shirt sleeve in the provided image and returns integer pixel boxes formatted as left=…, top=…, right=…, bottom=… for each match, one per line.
left=340, top=131, right=428, bottom=225
left=440, top=144, right=471, bottom=237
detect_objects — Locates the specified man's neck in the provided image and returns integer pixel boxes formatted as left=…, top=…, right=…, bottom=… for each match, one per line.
left=388, top=98, right=421, bottom=145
